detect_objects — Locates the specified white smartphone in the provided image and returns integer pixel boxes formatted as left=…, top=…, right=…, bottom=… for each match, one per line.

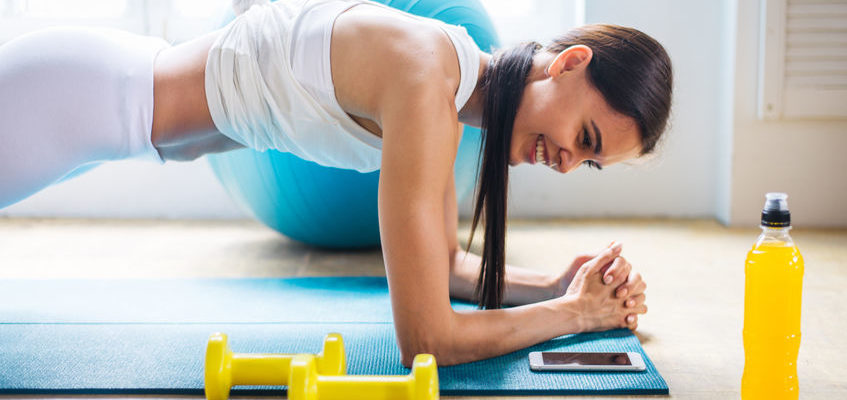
left=528, top=351, right=646, bottom=372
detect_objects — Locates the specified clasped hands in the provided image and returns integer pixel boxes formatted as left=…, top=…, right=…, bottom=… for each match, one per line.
left=551, top=241, right=648, bottom=332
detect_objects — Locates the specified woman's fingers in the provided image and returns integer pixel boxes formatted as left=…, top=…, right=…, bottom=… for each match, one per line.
left=569, top=242, right=653, bottom=333
left=562, top=253, right=596, bottom=285
left=602, top=257, right=631, bottom=286
left=624, top=293, right=646, bottom=308
left=587, top=242, right=623, bottom=275
left=626, top=315, right=639, bottom=330
left=627, top=304, right=647, bottom=316
left=615, top=272, right=645, bottom=298
left=624, top=304, right=647, bottom=329
left=629, top=279, right=647, bottom=297
left=572, top=253, right=596, bottom=267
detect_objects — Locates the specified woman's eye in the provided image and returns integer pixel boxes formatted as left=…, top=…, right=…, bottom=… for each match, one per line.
left=582, top=129, right=592, bottom=148
left=583, top=160, right=602, bottom=170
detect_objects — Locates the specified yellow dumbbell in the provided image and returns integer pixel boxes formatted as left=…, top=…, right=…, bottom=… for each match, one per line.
left=204, top=332, right=346, bottom=400
left=287, top=353, right=439, bottom=400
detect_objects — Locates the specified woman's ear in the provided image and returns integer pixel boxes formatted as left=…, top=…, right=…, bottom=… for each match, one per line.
left=546, top=45, right=593, bottom=78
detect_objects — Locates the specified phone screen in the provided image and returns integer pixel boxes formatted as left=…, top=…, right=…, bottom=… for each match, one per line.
left=541, top=352, right=632, bottom=366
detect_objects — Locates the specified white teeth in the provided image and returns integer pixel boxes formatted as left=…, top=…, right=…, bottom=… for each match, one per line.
left=535, top=136, right=545, bottom=164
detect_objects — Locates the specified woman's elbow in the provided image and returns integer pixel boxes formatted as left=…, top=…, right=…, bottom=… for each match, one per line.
left=400, top=344, right=456, bottom=368
left=397, top=323, right=474, bottom=367
left=398, top=334, right=455, bottom=368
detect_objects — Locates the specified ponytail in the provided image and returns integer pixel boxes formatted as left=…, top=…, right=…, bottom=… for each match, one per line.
left=468, top=42, right=539, bottom=309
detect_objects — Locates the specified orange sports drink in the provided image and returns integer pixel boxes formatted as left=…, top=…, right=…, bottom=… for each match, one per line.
left=742, top=193, right=804, bottom=399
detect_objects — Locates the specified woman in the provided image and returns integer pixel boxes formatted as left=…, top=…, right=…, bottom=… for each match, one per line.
left=0, top=0, right=671, bottom=366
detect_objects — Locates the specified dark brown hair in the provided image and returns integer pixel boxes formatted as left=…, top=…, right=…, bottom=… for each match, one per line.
left=469, top=24, right=673, bottom=309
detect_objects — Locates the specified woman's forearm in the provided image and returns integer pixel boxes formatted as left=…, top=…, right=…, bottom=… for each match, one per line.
left=449, top=248, right=558, bottom=306
left=438, top=296, right=583, bottom=365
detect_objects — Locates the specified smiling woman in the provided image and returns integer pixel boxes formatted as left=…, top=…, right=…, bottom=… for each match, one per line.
left=470, top=24, right=672, bottom=310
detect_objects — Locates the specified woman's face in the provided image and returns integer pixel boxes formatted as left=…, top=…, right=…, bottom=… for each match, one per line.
left=509, top=46, right=642, bottom=172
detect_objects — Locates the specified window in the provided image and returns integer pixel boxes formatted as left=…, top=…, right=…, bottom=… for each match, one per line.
left=758, top=0, right=847, bottom=119
left=0, top=0, right=140, bottom=42
left=22, top=0, right=127, bottom=18
left=174, top=0, right=222, bottom=19
left=0, top=0, right=232, bottom=44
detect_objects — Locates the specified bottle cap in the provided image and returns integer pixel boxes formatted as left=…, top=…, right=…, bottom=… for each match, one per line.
left=761, top=192, right=790, bottom=227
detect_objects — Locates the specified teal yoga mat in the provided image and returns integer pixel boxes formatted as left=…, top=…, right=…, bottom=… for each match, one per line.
left=0, top=277, right=668, bottom=395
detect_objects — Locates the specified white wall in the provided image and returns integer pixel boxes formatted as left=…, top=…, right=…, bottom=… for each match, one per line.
left=729, top=0, right=847, bottom=227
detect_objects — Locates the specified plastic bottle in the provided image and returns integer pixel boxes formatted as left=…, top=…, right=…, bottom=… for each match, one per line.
left=742, top=193, right=804, bottom=399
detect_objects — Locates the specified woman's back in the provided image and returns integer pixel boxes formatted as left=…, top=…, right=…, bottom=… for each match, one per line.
left=153, top=0, right=475, bottom=166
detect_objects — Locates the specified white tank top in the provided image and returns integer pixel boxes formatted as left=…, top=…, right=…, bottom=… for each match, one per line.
left=205, top=0, right=480, bottom=172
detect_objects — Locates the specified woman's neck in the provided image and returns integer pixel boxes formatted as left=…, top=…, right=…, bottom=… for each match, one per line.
left=457, top=51, right=491, bottom=128
left=457, top=50, right=555, bottom=129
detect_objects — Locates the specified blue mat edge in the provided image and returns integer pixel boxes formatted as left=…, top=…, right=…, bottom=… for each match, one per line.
left=0, top=387, right=669, bottom=396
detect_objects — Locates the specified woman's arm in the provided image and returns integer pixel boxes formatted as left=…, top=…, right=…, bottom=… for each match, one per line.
left=378, top=77, right=640, bottom=366
left=448, top=248, right=559, bottom=305
left=440, top=163, right=559, bottom=306
left=443, top=175, right=642, bottom=307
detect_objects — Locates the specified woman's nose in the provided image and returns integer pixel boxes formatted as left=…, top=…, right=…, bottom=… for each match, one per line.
left=558, top=149, right=582, bottom=173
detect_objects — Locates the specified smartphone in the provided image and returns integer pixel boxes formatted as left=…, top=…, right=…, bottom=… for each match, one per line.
left=528, top=351, right=646, bottom=372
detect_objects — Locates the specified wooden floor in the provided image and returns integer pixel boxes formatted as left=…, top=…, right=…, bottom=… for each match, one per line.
left=1, top=218, right=845, bottom=399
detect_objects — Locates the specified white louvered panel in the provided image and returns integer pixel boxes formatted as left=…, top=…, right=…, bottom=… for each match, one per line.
left=758, top=0, right=847, bottom=119
left=786, top=60, right=847, bottom=76
left=786, top=74, right=847, bottom=86
left=786, top=0, right=847, bottom=90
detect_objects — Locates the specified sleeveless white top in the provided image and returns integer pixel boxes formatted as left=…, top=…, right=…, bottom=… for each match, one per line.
left=205, top=0, right=480, bottom=172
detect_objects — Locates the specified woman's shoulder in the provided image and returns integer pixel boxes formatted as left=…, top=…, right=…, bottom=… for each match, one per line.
left=333, top=2, right=456, bottom=62
left=330, top=4, right=461, bottom=117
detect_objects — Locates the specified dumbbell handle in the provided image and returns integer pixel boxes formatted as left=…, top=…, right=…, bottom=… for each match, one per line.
left=230, top=354, right=293, bottom=385
left=309, top=376, right=415, bottom=400
left=288, top=354, right=438, bottom=400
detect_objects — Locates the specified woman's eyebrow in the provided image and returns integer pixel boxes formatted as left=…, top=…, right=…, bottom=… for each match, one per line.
left=590, top=119, right=603, bottom=155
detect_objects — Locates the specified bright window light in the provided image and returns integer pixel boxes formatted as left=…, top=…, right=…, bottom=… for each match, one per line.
left=481, top=0, right=535, bottom=18
left=24, top=0, right=127, bottom=18
left=174, top=0, right=228, bottom=19
left=480, top=0, right=581, bottom=47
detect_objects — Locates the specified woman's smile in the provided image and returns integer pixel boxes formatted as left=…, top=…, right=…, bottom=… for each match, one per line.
left=522, top=134, right=562, bottom=170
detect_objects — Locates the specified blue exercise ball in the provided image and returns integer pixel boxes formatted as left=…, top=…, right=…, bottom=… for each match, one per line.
left=208, top=0, right=499, bottom=249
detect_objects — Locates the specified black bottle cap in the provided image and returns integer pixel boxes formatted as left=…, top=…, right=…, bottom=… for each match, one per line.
left=761, top=192, right=791, bottom=228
